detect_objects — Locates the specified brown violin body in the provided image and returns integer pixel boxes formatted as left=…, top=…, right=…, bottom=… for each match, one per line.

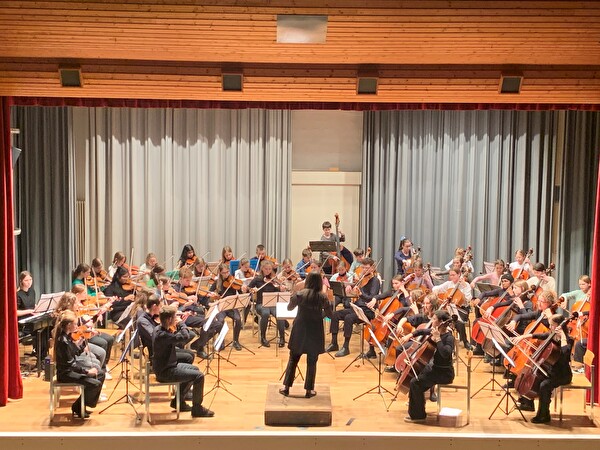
left=514, top=339, right=560, bottom=399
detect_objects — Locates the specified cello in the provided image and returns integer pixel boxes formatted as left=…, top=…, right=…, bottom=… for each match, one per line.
left=512, top=248, right=534, bottom=281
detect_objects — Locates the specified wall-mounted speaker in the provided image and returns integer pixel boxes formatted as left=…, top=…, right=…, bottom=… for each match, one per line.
left=222, top=73, right=243, bottom=92
left=499, top=75, right=522, bottom=94
left=59, top=66, right=83, bottom=87
left=357, top=77, right=378, bottom=95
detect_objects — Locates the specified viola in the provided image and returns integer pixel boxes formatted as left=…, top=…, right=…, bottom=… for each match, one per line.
left=280, top=269, right=301, bottom=283
left=512, top=248, right=534, bottom=281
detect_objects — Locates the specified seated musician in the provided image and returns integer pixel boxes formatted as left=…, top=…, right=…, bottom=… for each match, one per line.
left=171, top=270, right=224, bottom=359
left=17, top=270, right=47, bottom=355
left=221, top=245, right=235, bottom=266
left=443, top=247, right=474, bottom=275
left=295, top=247, right=313, bottom=279
left=325, top=257, right=380, bottom=357
left=53, top=310, right=105, bottom=418
left=470, top=259, right=506, bottom=291
left=107, top=251, right=126, bottom=279
left=249, top=244, right=267, bottom=272
left=138, top=252, right=158, bottom=283
left=70, top=284, right=115, bottom=377
left=399, top=309, right=455, bottom=423
left=408, top=262, right=434, bottom=292
left=135, top=294, right=195, bottom=365
left=278, top=258, right=302, bottom=292
left=330, top=261, right=355, bottom=309
left=527, top=262, right=556, bottom=293
left=248, top=260, right=288, bottom=348
left=348, top=247, right=364, bottom=275
left=91, top=258, right=111, bottom=286
left=234, top=257, right=255, bottom=283
left=561, top=275, right=591, bottom=373
left=505, top=290, right=558, bottom=411
left=509, top=249, right=533, bottom=278
left=511, top=313, right=574, bottom=423
left=152, top=305, right=214, bottom=418
left=211, top=263, right=247, bottom=351
left=176, top=244, right=197, bottom=269
left=103, top=266, right=136, bottom=327
left=394, top=238, right=413, bottom=276
left=72, top=263, right=100, bottom=296
left=559, top=274, right=591, bottom=311
left=431, top=268, right=472, bottom=349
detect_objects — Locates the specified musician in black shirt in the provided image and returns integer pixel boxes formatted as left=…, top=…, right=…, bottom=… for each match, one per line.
left=399, top=309, right=455, bottom=423
left=152, top=305, right=214, bottom=418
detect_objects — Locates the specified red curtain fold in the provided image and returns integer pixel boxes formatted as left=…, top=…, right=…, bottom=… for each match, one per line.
left=10, top=96, right=600, bottom=111
left=589, top=159, right=600, bottom=404
left=0, top=96, right=22, bottom=406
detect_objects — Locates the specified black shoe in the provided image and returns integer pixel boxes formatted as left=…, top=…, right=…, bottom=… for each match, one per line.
left=384, top=366, right=397, bottom=373
left=261, top=338, right=271, bottom=348
left=284, top=321, right=290, bottom=329
left=429, top=392, right=438, bottom=402
left=365, top=349, right=377, bottom=359
left=184, top=391, right=193, bottom=401
left=335, top=347, right=350, bottom=357
left=325, top=343, right=339, bottom=352
left=232, top=341, right=242, bottom=351
left=531, top=415, right=551, bottom=424
left=516, top=399, right=535, bottom=412
left=483, top=355, right=491, bottom=363
left=196, top=350, right=209, bottom=359
left=191, top=405, right=215, bottom=418
left=463, top=342, right=473, bottom=350
left=472, top=347, right=485, bottom=356
left=501, top=380, right=515, bottom=389
left=170, top=399, right=192, bottom=412
left=305, top=390, right=317, bottom=398
left=278, top=339, right=285, bottom=348
left=71, top=405, right=90, bottom=419
left=279, top=387, right=289, bottom=397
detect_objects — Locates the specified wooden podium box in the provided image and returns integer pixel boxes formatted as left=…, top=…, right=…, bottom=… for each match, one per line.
left=264, top=383, right=332, bottom=426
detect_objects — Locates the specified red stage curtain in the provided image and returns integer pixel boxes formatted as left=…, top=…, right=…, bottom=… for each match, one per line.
left=589, top=158, right=600, bottom=404
left=0, top=96, right=22, bottom=406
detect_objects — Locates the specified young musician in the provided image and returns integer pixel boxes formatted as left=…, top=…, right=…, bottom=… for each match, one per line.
left=394, top=238, right=413, bottom=276
left=152, top=305, right=214, bottom=417
left=16, top=270, right=36, bottom=318
left=559, top=274, right=591, bottom=311
left=431, top=268, right=472, bottom=348
left=176, top=244, right=197, bottom=269
left=138, top=252, right=158, bottom=283
left=319, top=221, right=345, bottom=275
left=103, top=266, right=136, bottom=326
left=234, top=257, right=255, bottom=282
left=509, top=249, right=533, bottom=277
left=326, top=257, right=380, bottom=357
left=296, top=248, right=313, bottom=279
left=248, top=260, right=287, bottom=347
left=53, top=310, right=105, bottom=418
left=330, top=261, right=355, bottom=309
left=211, top=263, right=246, bottom=351
left=280, top=272, right=333, bottom=398
left=470, top=259, right=506, bottom=289
left=349, top=248, right=365, bottom=275
left=511, top=313, right=574, bottom=423
left=527, top=262, right=556, bottom=293
left=399, top=309, right=455, bottom=423
left=107, top=251, right=126, bottom=279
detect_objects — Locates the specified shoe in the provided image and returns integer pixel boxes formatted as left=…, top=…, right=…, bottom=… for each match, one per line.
left=531, top=415, right=551, bottom=424
left=491, top=358, right=504, bottom=367
left=404, top=416, right=426, bottom=423
left=196, top=350, right=209, bottom=359
left=472, top=347, right=485, bottom=356
left=104, top=372, right=113, bottom=380
left=325, top=343, right=339, bottom=352
left=572, top=366, right=585, bottom=374
left=502, top=381, right=515, bottom=389
left=305, top=390, right=317, bottom=398
left=233, top=341, right=242, bottom=351
left=191, top=405, right=215, bottom=418
left=278, top=339, right=285, bottom=348
left=71, top=405, right=90, bottom=419
left=429, top=392, right=438, bottom=402
left=98, top=393, right=108, bottom=403
left=384, top=366, right=397, bottom=373
left=463, top=342, right=473, bottom=350
left=170, top=399, right=192, bottom=412
left=279, top=387, right=289, bottom=397
left=365, top=349, right=377, bottom=359
left=483, top=355, right=491, bottom=363
left=517, top=400, right=535, bottom=412
left=184, top=391, right=193, bottom=401
left=260, top=338, right=271, bottom=348
left=284, top=321, right=290, bottom=329
left=334, top=347, right=350, bottom=357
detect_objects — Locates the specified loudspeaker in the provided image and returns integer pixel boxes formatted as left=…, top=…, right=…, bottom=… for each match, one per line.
left=499, top=75, right=522, bottom=94
left=59, top=67, right=83, bottom=87
left=357, top=77, right=378, bottom=95
left=12, top=147, right=21, bottom=167
left=222, top=73, right=243, bottom=92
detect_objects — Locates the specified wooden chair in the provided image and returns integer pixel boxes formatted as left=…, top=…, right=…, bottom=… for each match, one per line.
left=556, top=349, right=595, bottom=421
left=437, top=351, right=472, bottom=425
left=143, top=348, right=181, bottom=423
left=48, top=362, right=85, bottom=421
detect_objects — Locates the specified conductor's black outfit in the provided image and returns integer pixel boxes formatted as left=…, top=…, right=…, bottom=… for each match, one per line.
left=282, top=289, right=332, bottom=391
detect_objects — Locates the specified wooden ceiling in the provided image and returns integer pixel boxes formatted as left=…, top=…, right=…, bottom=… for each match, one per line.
left=1, top=0, right=599, bottom=105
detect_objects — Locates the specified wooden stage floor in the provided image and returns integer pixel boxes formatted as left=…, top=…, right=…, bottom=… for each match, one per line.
left=2, top=324, right=599, bottom=450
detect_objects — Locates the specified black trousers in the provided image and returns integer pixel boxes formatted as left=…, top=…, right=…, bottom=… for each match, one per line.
left=537, top=372, right=572, bottom=418
left=573, top=338, right=587, bottom=364
left=221, top=309, right=242, bottom=341
left=156, top=363, right=205, bottom=406
left=283, top=352, right=319, bottom=391
left=408, top=364, right=454, bottom=420
left=256, top=304, right=286, bottom=340
left=58, top=370, right=105, bottom=411
left=330, top=307, right=374, bottom=338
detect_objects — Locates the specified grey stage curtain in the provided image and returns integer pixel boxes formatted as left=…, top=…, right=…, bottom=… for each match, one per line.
left=556, top=111, right=600, bottom=293
left=11, top=106, right=76, bottom=293
left=361, top=110, right=597, bottom=291
left=72, top=108, right=291, bottom=268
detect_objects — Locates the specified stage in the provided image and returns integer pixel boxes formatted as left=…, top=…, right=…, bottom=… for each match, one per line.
left=2, top=327, right=598, bottom=450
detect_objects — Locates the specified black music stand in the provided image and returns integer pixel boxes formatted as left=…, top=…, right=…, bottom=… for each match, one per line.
left=99, top=327, right=142, bottom=422
left=261, top=292, right=290, bottom=355
left=471, top=322, right=505, bottom=397
left=352, top=326, right=395, bottom=409
left=488, top=338, right=527, bottom=421
left=205, top=322, right=242, bottom=402
left=342, top=303, right=378, bottom=373
left=29, top=291, right=62, bottom=374
left=222, top=293, right=256, bottom=357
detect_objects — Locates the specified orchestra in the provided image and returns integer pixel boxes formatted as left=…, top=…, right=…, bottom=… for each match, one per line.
left=13, top=214, right=596, bottom=427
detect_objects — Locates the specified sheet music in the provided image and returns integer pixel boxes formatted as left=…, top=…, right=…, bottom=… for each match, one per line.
left=276, top=302, right=297, bottom=319
left=203, top=301, right=220, bottom=331
left=214, top=321, right=229, bottom=351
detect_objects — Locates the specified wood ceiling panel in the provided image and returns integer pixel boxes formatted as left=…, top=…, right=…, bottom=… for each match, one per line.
left=0, top=1, right=599, bottom=104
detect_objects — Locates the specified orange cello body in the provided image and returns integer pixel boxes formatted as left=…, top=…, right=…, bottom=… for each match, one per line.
left=569, top=295, right=591, bottom=340
left=363, top=293, right=403, bottom=346
left=504, top=315, right=548, bottom=375
left=394, top=333, right=437, bottom=394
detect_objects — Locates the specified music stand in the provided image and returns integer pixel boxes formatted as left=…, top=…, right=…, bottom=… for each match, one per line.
left=205, top=322, right=242, bottom=402
left=30, top=291, right=62, bottom=373
left=222, top=293, right=255, bottom=356
left=471, top=322, right=505, bottom=397
left=488, top=337, right=527, bottom=421
left=352, top=326, right=394, bottom=409
left=342, top=303, right=377, bottom=373
left=476, top=283, right=497, bottom=293
left=261, top=292, right=290, bottom=354
left=308, top=240, right=337, bottom=252
left=99, top=328, right=142, bottom=422
left=34, top=291, right=63, bottom=314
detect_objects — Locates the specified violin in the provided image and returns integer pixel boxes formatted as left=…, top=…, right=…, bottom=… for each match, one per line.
left=264, top=255, right=279, bottom=267
left=223, top=275, right=244, bottom=291
left=71, top=323, right=93, bottom=341
left=185, top=256, right=197, bottom=266
left=165, top=289, right=190, bottom=305
left=243, top=267, right=256, bottom=279
left=353, top=247, right=372, bottom=278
